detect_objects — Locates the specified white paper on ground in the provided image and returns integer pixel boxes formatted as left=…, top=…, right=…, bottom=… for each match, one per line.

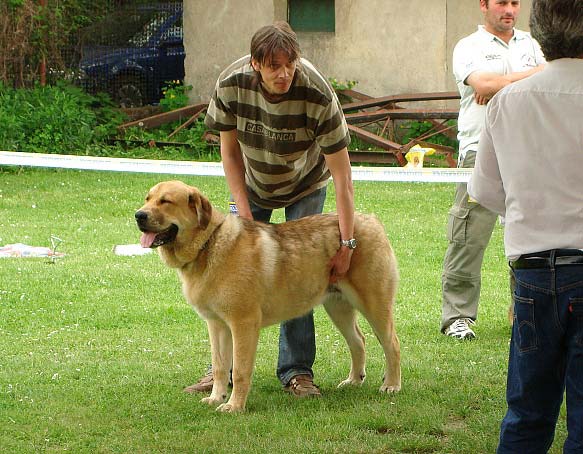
left=113, top=244, right=153, bottom=256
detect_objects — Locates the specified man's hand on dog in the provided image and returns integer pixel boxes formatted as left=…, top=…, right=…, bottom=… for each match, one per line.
left=328, top=246, right=353, bottom=283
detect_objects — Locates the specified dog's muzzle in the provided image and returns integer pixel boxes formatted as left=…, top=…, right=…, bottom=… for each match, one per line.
left=135, top=210, right=178, bottom=248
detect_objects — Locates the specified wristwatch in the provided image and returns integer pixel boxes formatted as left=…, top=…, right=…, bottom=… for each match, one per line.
left=340, top=238, right=357, bottom=249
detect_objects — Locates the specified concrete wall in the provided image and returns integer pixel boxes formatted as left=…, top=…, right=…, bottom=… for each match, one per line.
left=184, top=0, right=533, bottom=103
left=183, top=0, right=274, bottom=103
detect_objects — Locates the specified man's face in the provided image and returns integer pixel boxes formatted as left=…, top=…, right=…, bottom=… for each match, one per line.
left=252, top=50, right=297, bottom=95
left=481, top=0, right=520, bottom=35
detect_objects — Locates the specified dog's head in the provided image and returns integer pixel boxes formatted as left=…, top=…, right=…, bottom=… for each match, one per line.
left=135, top=180, right=212, bottom=249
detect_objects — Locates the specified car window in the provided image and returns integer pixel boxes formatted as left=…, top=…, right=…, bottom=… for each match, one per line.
left=80, top=9, right=176, bottom=48
left=160, top=16, right=183, bottom=44
left=128, top=11, right=173, bottom=46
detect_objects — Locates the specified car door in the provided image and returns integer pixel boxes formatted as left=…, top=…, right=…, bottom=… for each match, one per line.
left=155, top=11, right=185, bottom=94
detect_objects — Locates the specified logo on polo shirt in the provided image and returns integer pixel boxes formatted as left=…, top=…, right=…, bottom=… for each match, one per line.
left=521, top=54, right=537, bottom=67
left=485, top=54, right=502, bottom=61
left=245, top=122, right=296, bottom=142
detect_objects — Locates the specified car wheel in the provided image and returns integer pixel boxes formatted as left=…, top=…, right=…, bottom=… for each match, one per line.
left=113, top=75, right=145, bottom=108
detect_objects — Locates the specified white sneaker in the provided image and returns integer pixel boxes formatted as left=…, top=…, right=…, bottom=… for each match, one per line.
left=444, top=318, right=476, bottom=339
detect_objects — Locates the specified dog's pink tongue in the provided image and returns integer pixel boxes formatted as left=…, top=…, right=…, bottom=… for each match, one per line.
left=140, top=232, right=157, bottom=248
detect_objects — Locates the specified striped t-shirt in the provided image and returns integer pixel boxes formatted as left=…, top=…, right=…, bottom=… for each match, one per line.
left=205, top=56, right=350, bottom=209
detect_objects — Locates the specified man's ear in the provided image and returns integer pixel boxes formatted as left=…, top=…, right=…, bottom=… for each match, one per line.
left=188, top=191, right=212, bottom=230
left=251, top=58, right=260, bottom=71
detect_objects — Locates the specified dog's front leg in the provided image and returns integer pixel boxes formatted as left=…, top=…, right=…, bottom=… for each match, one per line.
left=216, top=320, right=260, bottom=413
left=200, top=319, right=232, bottom=407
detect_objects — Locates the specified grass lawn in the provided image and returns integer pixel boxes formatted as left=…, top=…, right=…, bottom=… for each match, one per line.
left=0, top=166, right=568, bottom=453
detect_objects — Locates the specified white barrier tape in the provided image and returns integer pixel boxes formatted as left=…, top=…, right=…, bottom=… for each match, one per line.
left=0, top=151, right=225, bottom=177
left=0, top=151, right=471, bottom=183
left=351, top=166, right=470, bottom=183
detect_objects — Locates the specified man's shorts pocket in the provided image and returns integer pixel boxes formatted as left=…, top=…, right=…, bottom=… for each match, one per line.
left=447, top=206, right=469, bottom=245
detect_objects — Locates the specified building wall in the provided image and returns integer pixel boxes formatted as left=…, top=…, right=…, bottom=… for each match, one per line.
left=184, top=0, right=533, bottom=103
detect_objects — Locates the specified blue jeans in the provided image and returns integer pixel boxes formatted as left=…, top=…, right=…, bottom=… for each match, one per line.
left=248, top=186, right=327, bottom=386
left=497, top=251, right=583, bottom=454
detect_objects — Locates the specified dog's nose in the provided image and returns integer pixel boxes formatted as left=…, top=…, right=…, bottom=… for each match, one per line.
left=135, top=210, right=148, bottom=223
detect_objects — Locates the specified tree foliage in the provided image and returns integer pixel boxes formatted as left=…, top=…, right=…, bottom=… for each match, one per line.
left=0, top=0, right=117, bottom=87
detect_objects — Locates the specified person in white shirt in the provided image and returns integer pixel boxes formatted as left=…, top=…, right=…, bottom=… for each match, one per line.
left=468, top=0, right=583, bottom=451
left=441, top=0, right=545, bottom=340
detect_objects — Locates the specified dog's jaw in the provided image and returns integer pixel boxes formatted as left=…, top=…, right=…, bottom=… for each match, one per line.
left=139, top=224, right=179, bottom=248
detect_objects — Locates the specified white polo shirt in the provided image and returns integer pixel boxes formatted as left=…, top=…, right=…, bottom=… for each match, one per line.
left=453, top=26, right=545, bottom=160
left=468, top=58, right=583, bottom=260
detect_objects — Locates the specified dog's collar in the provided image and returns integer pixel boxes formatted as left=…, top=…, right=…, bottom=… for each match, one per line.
left=200, top=219, right=225, bottom=251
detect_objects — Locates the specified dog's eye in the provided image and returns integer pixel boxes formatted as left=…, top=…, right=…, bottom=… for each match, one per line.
left=160, top=199, right=172, bottom=205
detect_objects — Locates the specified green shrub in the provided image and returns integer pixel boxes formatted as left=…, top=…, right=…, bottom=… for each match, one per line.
left=159, top=80, right=193, bottom=112
left=119, top=113, right=220, bottom=162
left=0, top=81, right=220, bottom=161
left=328, top=78, right=358, bottom=91
left=329, top=78, right=358, bottom=104
left=400, top=120, right=458, bottom=150
left=0, top=82, right=124, bottom=154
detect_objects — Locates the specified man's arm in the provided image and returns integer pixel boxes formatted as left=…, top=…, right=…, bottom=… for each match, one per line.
left=467, top=120, right=506, bottom=216
left=324, top=147, right=355, bottom=282
left=467, top=65, right=545, bottom=103
left=220, top=129, right=253, bottom=219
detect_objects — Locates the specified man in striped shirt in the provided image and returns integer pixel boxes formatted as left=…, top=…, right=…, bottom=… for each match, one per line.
left=191, top=21, right=355, bottom=397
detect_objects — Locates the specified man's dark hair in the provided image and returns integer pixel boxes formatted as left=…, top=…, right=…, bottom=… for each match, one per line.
left=530, top=0, right=583, bottom=60
left=249, top=21, right=300, bottom=65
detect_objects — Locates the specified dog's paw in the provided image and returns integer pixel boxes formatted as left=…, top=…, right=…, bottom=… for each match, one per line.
left=379, top=383, right=401, bottom=393
left=201, top=395, right=226, bottom=406
left=337, top=376, right=365, bottom=388
left=216, top=402, right=245, bottom=413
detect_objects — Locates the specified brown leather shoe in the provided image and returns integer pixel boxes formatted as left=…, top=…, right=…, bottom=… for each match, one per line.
left=184, top=369, right=234, bottom=393
left=184, top=370, right=214, bottom=393
left=284, top=374, right=321, bottom=398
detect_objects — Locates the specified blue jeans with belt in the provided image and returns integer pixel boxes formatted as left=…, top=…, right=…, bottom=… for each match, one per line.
left=497, top=249, right=583, bottom=454
left=248, top=186, right=327, bottom=386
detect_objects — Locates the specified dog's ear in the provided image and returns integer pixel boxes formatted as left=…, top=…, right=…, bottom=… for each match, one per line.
left=189, top=191, right=212, bottom=229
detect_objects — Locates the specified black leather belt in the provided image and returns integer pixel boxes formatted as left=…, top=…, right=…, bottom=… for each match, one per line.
left=511, top=249, right=583, bottom=270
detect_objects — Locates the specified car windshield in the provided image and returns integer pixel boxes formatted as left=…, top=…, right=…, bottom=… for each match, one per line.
left=128, top=12, right=173, bottom=46
left=81, top=9, right=173, bottom=47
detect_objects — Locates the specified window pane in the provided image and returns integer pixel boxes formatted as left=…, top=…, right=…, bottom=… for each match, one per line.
left=288, top=0, right=335, bottom=32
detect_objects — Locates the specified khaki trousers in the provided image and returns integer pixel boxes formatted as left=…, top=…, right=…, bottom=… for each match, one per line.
left=441, top=151, right=498, bottom=332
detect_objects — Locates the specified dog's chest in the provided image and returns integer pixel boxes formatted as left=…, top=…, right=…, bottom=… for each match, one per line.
left=179, top=277, right=222, bottom=321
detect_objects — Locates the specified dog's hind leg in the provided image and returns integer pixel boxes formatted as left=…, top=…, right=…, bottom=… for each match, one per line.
left=216, top=320, right=260, bottom=413
left=357, top=296, right=401, bottom=393
left=323, top=294, right=367, bottom=388
left=199, top=319, right=232, bottom=407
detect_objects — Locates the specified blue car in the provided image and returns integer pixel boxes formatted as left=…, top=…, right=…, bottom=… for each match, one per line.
left=79, top=4, right=184, bottom=107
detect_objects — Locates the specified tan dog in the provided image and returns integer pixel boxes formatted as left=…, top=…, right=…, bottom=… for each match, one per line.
left=135, top=180, right=401, bottom=412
